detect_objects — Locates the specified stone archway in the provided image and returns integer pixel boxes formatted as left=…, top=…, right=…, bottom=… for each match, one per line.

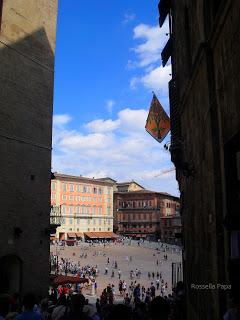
left=0, top=255, right=22, bottom=294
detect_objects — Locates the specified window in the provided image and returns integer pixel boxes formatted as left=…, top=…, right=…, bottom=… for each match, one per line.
left=99, top=228, right=101, bottom=231
left=62, top=183, right=67, bottom=192
left=69, top=228, right=72, bottom=231
left=77, top=218, right=80, bottom=225
left=82, top=185, right=87, bottom=193
left=69, top=218, right=73, bottom=225
left=108, top=228, right=110, bottom=231
left=93, top=219, right=96, bottom=225
left=99, top=207, right=102, bottom=214
left=92, top=206, right=96, bottom=214
left=69, top=206, right=74, bottom=214
left=62, top=195, right=67, bottom=200
left=51, top=194, right=56, bottom=200
left=98, top=188, right=102, bottom=194
left=51, top=183, right=56, bottom=190
left=69, top=195, right=74, bottom=200
left=61, top=205, right=66, bottom=214
left=76, top=206, right=80, bottom=214
left=108, top=219, right=111, bottom=225
left=70, top=184, right=74, bottom=192
left=87, top=186, right=91, bottom=193
left=107, top=207, right=111, bottom=215
left=93, top=187, right=97, bottom=194
left=99, top=218, right=102, bottom=225
left=77, top=185, right=81, bottom=192
left=87, top=219, right=90, bottom=225
left=61, top=217, right=65, bottom=225
left=107, top=187, right=111, bottom=195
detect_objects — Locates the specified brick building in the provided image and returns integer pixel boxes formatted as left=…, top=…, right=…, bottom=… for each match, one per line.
left=115, top=190, right=180, bottom=241
left=159, top=0, right=240, bottom=318
left=160, top=211, right=182, bottom=245
left=51, top=173, right=115, bottom=241
left=0, top=1, right=58, bottom=296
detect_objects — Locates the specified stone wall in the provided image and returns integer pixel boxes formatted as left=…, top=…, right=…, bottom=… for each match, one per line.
left=0, top=0, right=58, bottom=296
left=168, top=0, right=240, bottom=318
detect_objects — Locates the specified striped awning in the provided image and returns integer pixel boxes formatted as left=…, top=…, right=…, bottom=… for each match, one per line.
left=84, top=232, right=119, bottom=239
left=75, top=232, right=84, bottom=238
left=67, top=233, right=76, bottom=238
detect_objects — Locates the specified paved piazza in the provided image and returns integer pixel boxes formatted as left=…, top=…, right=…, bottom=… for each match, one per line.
left=50, top=242, right=182, bottom=299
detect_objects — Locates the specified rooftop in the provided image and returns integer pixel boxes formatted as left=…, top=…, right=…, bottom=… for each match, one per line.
left=116, top=189, right=179, bottom=199
left=116, top=181, right=145, bottom=188
left=52, top=172, right=115, bottom=186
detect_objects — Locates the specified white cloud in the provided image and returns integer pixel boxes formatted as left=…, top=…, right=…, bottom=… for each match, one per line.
left=52, top=110, right=178, bottom=196
left=105, top=99, right=115, bottom=114
left=85, top=119, right=120, bottom=133
left=130, top=77, right=138, bottom=89
left=133, top=22, right=169, bottom=67
left=59, top=132, right=114, bottom=151
left=128, top=21, right=171, bottom=95
left=118, top=108, right=148, bottom=133
left=122, top=13, right=136, bottom=25
left=140, top=64, right=171, bottom=92
left=53, top=114, right=71, bottom=127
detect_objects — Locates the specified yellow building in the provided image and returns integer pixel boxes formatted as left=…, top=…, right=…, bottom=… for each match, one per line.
left=51, top=173, right=115, bottom=241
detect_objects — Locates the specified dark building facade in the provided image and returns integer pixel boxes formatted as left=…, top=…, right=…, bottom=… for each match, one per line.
left=0, top=1, right=58, bottom=296
left=115, top=190, right=180, bottom=241
left=159, top=0, right=240, bottom=318
left=160, top=213, right=182, bottom=245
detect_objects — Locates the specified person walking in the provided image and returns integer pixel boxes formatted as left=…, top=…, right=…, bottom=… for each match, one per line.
left=150, top=283, right=156, bottom=299
left=118, top=269, right=121, bottom=279
left=156, top=278, right=160, bottom=290
left=119, top=280, right=123, bottom=296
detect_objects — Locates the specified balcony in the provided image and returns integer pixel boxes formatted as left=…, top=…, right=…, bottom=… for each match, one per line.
left=50, top=205, right=62, bottom=233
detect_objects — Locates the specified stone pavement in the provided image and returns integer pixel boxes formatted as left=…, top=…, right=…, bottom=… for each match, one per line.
left=50, top=242, right=182, bottom=300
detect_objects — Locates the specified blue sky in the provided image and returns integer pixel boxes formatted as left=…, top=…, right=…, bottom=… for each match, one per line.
left=52, top=0, right=179, bottom=196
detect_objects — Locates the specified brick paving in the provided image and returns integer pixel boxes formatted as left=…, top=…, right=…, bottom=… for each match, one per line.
left=50, top=242, right=182, bottom=300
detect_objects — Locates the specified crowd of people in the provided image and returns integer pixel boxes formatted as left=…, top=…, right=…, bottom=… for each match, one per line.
left=0, top=280, right=185, bottom=320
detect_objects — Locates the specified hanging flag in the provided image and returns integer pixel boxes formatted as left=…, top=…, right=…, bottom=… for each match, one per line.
left=145, top=93, right=170, bottom=143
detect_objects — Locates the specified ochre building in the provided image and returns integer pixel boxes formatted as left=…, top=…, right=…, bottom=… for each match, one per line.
left=51, top=173, right=115, bottom=241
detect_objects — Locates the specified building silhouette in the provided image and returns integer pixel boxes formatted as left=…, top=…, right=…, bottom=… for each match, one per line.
left=0, top=1, right=58, bottom=296
left=159, top=0, right=240, bottom=318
